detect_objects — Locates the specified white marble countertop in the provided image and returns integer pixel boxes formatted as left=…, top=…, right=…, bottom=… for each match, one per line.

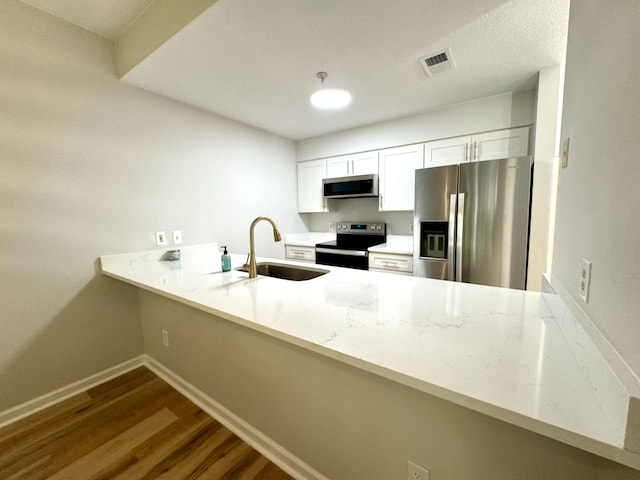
left=368, top=235, right=413, bottom=255
left=283, top=232, right=335, bottom=247
left=99, top=243, right=639, bottom=470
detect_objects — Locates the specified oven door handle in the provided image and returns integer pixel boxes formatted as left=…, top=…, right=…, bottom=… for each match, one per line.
left=315, top=248, right=368, bottom=257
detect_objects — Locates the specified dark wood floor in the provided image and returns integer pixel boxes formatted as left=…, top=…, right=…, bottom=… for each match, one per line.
left=0, top=367, right=293, bottom=479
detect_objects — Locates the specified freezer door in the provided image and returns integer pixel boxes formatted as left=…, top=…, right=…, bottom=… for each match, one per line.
left=458, top=157, right=532, bottom=289
left=413, top=165, right=459, bottom=279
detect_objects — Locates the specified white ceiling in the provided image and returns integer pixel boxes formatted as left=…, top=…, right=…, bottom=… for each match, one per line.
left=20, top=0, right=570, bottom=141
left=20, top=0, right=155, bottom=40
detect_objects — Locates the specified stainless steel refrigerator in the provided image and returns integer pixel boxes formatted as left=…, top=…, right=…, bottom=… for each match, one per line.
left=413, top=157, right=532, bottom=289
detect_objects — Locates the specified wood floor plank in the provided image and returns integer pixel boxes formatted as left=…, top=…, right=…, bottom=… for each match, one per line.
left=0, top=378, right=175, bottom=477
left=5, top=454, right=51, bottom=480
left=0, top=392, right=91, bottom=444
left=143, top=422, right=237, bottom=479
left=98, top=410, right=214, bottom=480
left=0, top=367, right=294, bottom=480
left=0, top=375, right=168, bottom=470
left=47, top=407, right=178, bottom=480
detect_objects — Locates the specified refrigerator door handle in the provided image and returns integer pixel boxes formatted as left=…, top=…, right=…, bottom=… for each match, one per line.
left=448, top=194, right=457, bottom=281
left=456, top=193, right=465, bottom=282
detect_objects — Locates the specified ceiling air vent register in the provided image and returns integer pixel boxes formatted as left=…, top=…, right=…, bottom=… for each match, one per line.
left=419, top=48, right=456, bottom=77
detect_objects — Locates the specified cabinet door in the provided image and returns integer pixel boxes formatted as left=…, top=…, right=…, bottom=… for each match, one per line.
left=297, top=159, right=327, bottom=213
left=350, top=151, right=379, bottom=175
left=326, top=152, right=378, bottom=177
left=424, top=136, right=472, bottom=167
left=326, top=156, right=350, bottom=178
left=369, top=252, right=413, bottom=274
left=379, top=144, right=424, bottom=211
left=285, top=245, right=315, bottom=263
left=472, top=127, right=530, bottom=162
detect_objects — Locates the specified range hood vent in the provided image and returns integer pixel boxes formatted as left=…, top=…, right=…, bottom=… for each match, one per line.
left=419, top=48, right=456, bottom=77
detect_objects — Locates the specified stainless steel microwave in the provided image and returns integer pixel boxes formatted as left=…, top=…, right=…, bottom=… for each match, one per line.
left=322, top=174, right=379, bottom=199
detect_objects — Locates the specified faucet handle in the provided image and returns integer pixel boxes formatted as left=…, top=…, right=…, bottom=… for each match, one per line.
left=242, top=253, right=251, bottom=271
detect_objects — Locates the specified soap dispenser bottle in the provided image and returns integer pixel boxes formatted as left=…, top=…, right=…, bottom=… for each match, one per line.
left=220, top=246, right=231, bottom=272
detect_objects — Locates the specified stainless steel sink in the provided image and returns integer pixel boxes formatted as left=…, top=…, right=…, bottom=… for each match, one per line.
left=238, top=262, right=329, bottom=281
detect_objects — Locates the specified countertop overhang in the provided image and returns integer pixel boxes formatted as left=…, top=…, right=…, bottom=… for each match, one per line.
left=100, top=242, right=640, bottom=470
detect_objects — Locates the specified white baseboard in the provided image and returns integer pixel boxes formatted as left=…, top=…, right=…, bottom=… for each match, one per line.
left=0, top=356, right=145, bottom=429
left=144, top=355, right=329, bottom=480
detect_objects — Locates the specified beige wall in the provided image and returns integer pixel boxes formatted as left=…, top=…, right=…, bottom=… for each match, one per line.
left=552, top=0, right=640, bottom=376
left=140, top=291, right=640, bottom=479
left=0, top=0, right=302, bottom=411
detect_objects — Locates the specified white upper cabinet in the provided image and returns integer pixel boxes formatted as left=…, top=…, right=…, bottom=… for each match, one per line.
left=472, top=127, right=530, bottom=161
left=297, top=159, right=327, bottom=213
left=297, top=126, right=530, bottom=213
left=424, top=136, right=472, bottom=167
left=423, top=127, right=530, bottom=167
left=326, top=151, right=378, bottom=178
left=379, top=144, right=424, bottom=211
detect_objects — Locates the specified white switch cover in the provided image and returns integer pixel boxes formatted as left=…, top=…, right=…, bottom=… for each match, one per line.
left=579, top=258, right=592, bottom=303
left=155, top=231, right=167, bottom=246
left=172, top=230, right=183, bottom=244
left=407, top=460, right=430, bottom=480
left=561, top=137, right=570, bottom=168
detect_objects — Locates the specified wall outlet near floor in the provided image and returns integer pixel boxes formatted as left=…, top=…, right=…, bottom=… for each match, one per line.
left=579, top=258, right=592, bottom=303
left=161, top=329, right=169, bottom=347
left=172, top=230, right=183, bottom=244
left=155, top=231, right=167, bottom=246
left=407, top=460, right=430, bottom=480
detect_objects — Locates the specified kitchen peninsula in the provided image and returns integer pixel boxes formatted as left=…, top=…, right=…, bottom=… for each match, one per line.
left=100, top=242, right=640, bottom=478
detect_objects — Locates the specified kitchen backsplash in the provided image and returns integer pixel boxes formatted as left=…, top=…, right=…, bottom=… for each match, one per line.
left=303, top=197, right=414, bottom=235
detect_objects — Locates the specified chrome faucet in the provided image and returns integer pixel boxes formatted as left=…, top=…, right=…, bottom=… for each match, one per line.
left=243, top=216, right=282, bottom=278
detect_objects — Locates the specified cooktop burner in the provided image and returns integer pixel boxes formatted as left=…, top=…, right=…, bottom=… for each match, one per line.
left=316, top=222, right=386, bottom=251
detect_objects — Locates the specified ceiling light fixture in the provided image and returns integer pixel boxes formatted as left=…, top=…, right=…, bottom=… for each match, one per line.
left=310, top=72, right=351, bottom=110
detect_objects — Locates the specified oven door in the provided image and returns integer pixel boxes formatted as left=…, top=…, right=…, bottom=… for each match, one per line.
left=315, top=247, right=369, bottom=270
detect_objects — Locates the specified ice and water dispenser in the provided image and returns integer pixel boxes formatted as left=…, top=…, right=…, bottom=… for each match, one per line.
left=419, top=222, right=448, bottom=259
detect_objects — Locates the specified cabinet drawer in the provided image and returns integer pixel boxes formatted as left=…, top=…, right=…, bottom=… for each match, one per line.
left=369, top=253, right=413, bottom=273
left=285, top=245, right=316, bottom=263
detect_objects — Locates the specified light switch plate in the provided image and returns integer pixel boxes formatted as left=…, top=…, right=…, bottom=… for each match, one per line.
left=561, top=137, right=570, bottom=168
left=579, top=258, right=592, bottom=302
left=172, top=230, right=183, bottom=244
left=155, top=231, right=167, bottom=246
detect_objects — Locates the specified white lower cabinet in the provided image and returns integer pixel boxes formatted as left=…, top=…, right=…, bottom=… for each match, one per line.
left=369, top=252, right=413, bottom=275
left=285, top=245, right=315, bottom=263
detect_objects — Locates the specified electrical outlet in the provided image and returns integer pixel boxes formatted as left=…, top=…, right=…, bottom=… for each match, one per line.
left=172, top=230, right=183, bottom=244
left=579, top=258, right=592, bottom=303
left=162, top=329, right=169, bottom=347
left=155, top=231, right=167, bottom=246
left=329, top=222, right=334, bottom=231
left=407, top=460, right=430, bottom=480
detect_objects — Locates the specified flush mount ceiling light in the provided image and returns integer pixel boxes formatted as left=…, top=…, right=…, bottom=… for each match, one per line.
left=310, top=72, right=352, bottom=110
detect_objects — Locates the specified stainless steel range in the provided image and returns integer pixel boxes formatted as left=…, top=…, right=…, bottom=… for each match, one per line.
left=315, top=222, right=386, bottom=270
